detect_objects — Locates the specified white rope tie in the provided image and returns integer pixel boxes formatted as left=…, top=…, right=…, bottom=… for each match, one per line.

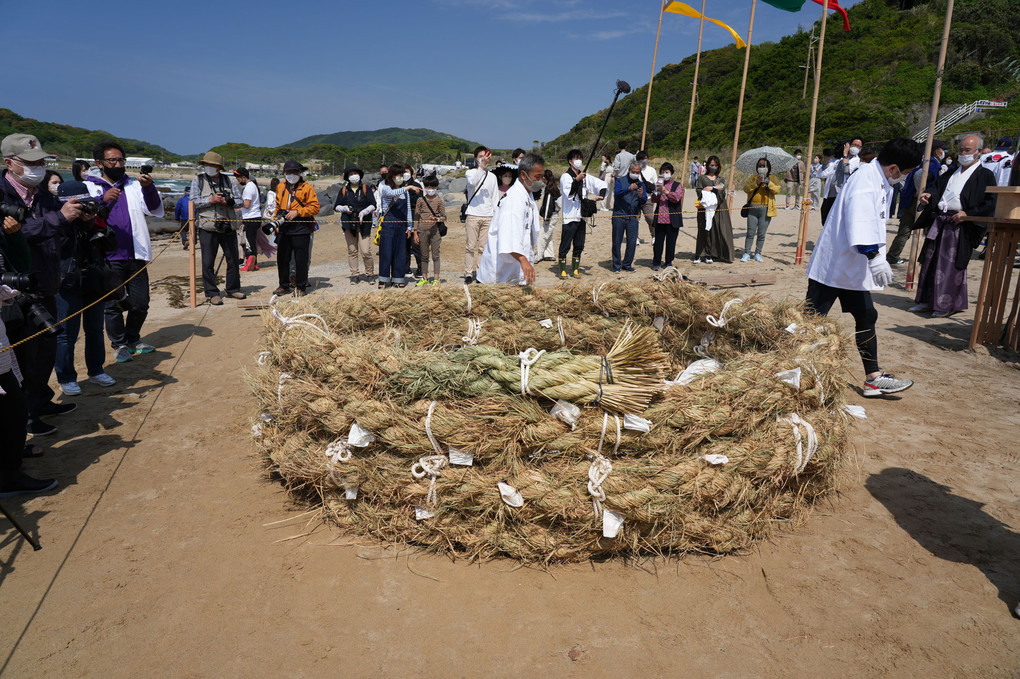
left=463, top=284, right=472, bottom=314
left=462, top=318, right=485, bottom=346
left=654, top=265, right=683, bottom=281
left=411, top=455, right=449, bottom=507
left=693, top=329, right=715, bottom=358
left=706, top=298, right=745, bottom=328
left=424, top=400, right=443, bottom=454
left=257, top=351, right=271, bottom=366
left=592, top=282, right=609, bottom=305
left=518, top=347, right=546, bottom=396
left=778, top=413, right=818, bottom=474
left=324, top=439, right=353, bottom=486
left=277, top=372, right=292, bottom=402
left=270, top=294, right=333, bottom=340
left=556, top=316, right=566, bottom=347
left=588, top=413, right=621, bottom=518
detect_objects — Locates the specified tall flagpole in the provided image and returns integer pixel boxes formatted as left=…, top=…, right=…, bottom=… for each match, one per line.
left=906, top=0, right=955, bottom=290
left=641, top=1, right=668, bottom=151
left=726, top=0, right=757, bottom=198
left=795, top=0, right=830, bottom=264
left=680, top=0, right=708, bottom=184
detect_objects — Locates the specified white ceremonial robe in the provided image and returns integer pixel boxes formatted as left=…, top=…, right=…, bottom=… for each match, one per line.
left=476, top=181, right=540, bottom=284
left=806, top=160, right=892, bottom=291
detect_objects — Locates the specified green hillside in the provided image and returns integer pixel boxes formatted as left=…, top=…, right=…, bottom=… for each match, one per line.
left=545, top=0, right=1019, bottom=158
left=287, top=127, right=476, bottom=149
left=0, top=108, right=179, bottom=161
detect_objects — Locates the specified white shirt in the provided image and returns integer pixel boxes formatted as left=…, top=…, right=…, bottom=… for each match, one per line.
left=640, top=165, right=658, bottom=186
left=85, top=178, right=163, bottom=261
left=821, top=158, right=840, bottom=197
left=940, top=161, right=980, bottom=212
left=806, top=160, right=890, bottom=291
left=241, top=182, right=261, bottom=219
left=263, top=189, right=276, bottom=218
left=476, top=181, right=539, bottom=284
left=559, top=170, right=608, bottom=223
left=464, top=168, right=498, bottom=217
left=980, top=150, right=1014, bottom=187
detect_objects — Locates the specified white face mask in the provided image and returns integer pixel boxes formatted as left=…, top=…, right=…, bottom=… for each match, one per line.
left=285, top=173, right=300, bottom=184
left=526, top=175, right=544, bottom=193
left=662, top=172, right=671, bottom=181
left=348, top=174, right=360, bottom=184
left=849, top=146, right=861, bottom=157
left=757, top=167, right=768, bottom=176
left=393, top=176, right=405, bottom=186
left=15, top=163, right=46, bottom=186
left=425, top=189, right=436, bottom=196
left=629, top=172, right=640, bottom=181
left=204, top=165, right=219, bottom=177
left=795, top=155, right=802, bottom=160
left=402, top=172, right=411, bottom=182
left=571, top=159, right=583, bottom=170
left=957, top=153, right=975, bottom=166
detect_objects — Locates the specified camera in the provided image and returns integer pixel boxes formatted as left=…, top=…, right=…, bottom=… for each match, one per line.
left=0, top=203, right=30, bottom=223
left=79, top=198, right=112, bottom=221
left=0, top=271, right=35, bottom=289
left=216, top=190, right=236, bottom=208
left=0, top=257, right=62, bottom=336
left=140, top=164, right=153, bottom=175
left=262, top=215, right=288, bottom=235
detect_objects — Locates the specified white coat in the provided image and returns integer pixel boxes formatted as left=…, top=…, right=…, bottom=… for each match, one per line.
left=476, top=180, right=539, bottom=284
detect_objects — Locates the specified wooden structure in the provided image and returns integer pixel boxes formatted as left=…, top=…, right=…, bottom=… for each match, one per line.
left=188, top=202, right=197, bottom=309
left=968, top=186, right=1020, bottom=350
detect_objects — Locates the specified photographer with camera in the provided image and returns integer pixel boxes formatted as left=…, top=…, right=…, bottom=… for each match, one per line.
left=190, top=151, right=245, bottom=306
left=84, top=141, right=164, bottom=364
left=270, top=160, right=319, bottom=297
left=2, top=133, right=82, bottom=437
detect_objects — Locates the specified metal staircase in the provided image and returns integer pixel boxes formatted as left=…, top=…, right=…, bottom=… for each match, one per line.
left=913, top=99, right=1008, bottom=142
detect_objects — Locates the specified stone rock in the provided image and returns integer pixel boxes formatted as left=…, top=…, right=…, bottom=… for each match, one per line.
left=447, top=177, right=467, bottom=194
left=443, top=193, right=465, bottom=206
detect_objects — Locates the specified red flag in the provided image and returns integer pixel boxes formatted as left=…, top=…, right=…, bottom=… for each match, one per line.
left=810, top=0, right=850, bottom=31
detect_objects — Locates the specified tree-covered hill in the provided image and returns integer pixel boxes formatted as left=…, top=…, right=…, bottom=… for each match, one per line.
left=545, top=0, right=1019, bottom=158
left=287, top=127, right=476, bottom=149
left=0, top=108, right=179, bottom=161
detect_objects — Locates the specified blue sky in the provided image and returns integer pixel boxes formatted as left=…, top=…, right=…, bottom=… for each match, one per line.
left=4, top=0, right=861, bottom=154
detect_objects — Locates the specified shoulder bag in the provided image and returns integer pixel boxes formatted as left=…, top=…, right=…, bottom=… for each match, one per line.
left=420, top=195, right=447, bottom=237
left=460, top=170, right=488, bottom=223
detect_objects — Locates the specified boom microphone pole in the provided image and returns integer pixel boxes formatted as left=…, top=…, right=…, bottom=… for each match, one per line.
left=584, top=80, right=632, bottom=172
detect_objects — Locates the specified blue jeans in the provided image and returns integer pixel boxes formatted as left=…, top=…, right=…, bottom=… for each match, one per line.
left=378, top=219, right=409, bottom=285
left=611, top=215, right=638, bottom=270
left=55, top=285, right=107, bottom=383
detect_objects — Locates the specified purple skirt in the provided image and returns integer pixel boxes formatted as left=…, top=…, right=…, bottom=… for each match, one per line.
left=915, top=214, right=968, bottom=313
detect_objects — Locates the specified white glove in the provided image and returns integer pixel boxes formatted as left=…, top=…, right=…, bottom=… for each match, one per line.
left=358, top=206, right=375, bottom=220
left=868, top=256, right=893, bottom=288
left=336, top=205, right=352, bottom=214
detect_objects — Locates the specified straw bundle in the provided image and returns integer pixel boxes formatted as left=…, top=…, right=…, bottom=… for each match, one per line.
left=250, top=280, right=856, bottom=563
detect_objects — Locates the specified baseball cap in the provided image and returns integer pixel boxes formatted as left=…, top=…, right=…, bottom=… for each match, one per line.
left=996, top=137, right=1012, bottom=149
left=932, top=139, right=948, bottom=150
left=1, top=133, right=53, bottom=161
left=232, top=167, right=250, bottom=179
left=283, top=160, right=306, bottom=173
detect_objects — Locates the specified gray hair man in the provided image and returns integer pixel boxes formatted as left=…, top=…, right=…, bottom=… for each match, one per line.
left=476, top=153, right=545, bottom=285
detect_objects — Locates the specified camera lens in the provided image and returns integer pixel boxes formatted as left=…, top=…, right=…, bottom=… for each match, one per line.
left=0, top=271, right=35, bottom=290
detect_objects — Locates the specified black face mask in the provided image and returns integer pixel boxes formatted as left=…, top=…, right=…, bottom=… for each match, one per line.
left=105, top=166, right=126, bottom=182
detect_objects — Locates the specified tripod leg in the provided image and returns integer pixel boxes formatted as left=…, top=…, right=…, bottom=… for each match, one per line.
left=0, top=502, right=41, bottom=551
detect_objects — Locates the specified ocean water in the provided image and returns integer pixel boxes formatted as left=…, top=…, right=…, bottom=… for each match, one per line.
left=59, top=173, right=192, bottom=197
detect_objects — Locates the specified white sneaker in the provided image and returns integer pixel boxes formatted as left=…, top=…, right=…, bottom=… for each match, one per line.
left=704, top=257, right=714, bottom=264
left=59, top=382, right=82, bottom=396
left=89, top=373, right=117, bottom=387
left=692, top=257, right=703, bottom=264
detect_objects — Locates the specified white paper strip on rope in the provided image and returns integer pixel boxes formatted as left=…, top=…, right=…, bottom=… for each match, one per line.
left=448, top=448, right=474, bottom=466
left=622, top=414, right=652, bottom=433
left=602, top=509, right=625, bottom=538
left=550, top=399, right=581, bottom=428
left=344, top=485, right=359, bottom=500
left=415, top=506, right=435, bottom=520
left=775, top=367, right=802, bottom=389
left=701, top=454, right=730, bottom=465
left=348, top=423, right=375, bottom=447
left=665, top=358, right=721, bottom=386
left=843, top=404, right=867, bottom=419
left=538, top=318, right=554, bottom=328
left=497, top=482, right=524, bottom=508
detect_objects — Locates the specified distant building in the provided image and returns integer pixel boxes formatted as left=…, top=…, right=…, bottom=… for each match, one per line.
left=125, top=157, right=155, bottom=168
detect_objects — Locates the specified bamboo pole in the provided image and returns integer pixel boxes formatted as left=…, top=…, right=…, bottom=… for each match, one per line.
left=188, top=201, right=197, bottom=308
left=680, top=0, right=708, bottom=185
left=906, top=0, right=955, bottom=291
left=725, top=0, right=757, bottom=200
left=794, top=0, right=831, bottom=264
left=641, top=1, right=668, bottom=151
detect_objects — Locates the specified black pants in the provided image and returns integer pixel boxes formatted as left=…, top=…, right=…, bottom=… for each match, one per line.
left=887, top=198, right=917, bottom=262
left=558, top=220, right=586, bottom=259
left=652, top=225, right=678, bottom=267
left=106, top=259, right=150, bottom=349
left=820, top=196, right=836, bottom=225
left=241, top=218, right=262, bottom=260
left=277, top=233, right=311, bottom=290
left=0, top=370, right=27, bottom=478
left=805, top=279, right=880, bottom=375
left=9, top=295, right=57, bottom=421
left=406, top=236, right=422, bottom=275
left=199, top=229, right=241, bottom=298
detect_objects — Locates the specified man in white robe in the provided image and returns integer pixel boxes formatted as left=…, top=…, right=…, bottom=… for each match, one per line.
left=476, top=153, right=545, bottom=285
left=805, top=137, right=921, bottom=397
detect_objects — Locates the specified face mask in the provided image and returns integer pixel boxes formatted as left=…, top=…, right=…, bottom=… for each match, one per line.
left=849, top=146, right=860, bottom=157
left=106, top=166, right=126, bottom=182
left=935, top=150, right=945, bottom=161
left=285, top=173, right=300, bottom=184
left=48, top=181, right=60, bottom=196
left=640, top=160, right=648, bottom=168
left=708, top=165, right=719, bottom=173
left=571, top=159, right=583, bottom=170
left=757, top=167, right=768, bottom=176
left=425, top=189, right=437, bottom=196
left=888, top=170, right=906, bottom=187
left=16, top=163, right=46, bottom=186
left=402, top=172, right=411, bottom=182
left=204, top=165, right=219, bottom=177
left=957, top=153, right=975, bottom=166
left=629, top=172, right=640, bottom=181
left=662, top=172, right=671, bottom=181
left=795, top=155, right=802, bottom=160
left=501, top=176, right=512, bottom=186
left=393, top=176, right=404, bottom=186
left=348, top=174, right=360, bottom=184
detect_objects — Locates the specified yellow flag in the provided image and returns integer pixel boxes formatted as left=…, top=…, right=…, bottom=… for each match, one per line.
left=664, top=1, right=747, bottom=49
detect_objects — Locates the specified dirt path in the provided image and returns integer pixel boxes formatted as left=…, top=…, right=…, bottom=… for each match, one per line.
left=1, top=196, right=1017, bottom=677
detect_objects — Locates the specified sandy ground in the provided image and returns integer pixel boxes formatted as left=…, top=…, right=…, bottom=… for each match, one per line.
left=1, top=190, right=1018, bottom=678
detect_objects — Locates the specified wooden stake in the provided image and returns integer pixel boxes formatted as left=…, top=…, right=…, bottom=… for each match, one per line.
left=795, top=0, right=830, bottom=264
left=726, top=0, right=757, bottom=200
left=188, top=200, right=197, bottom=309
left=906, top=0, right=955, bottom=291
left=680, top=0, right=708, bottom=185
left=641, top=1, right=668, bottom=150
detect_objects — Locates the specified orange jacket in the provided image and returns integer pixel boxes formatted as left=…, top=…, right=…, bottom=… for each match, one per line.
left=274, top=180, right=320, bottom=219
